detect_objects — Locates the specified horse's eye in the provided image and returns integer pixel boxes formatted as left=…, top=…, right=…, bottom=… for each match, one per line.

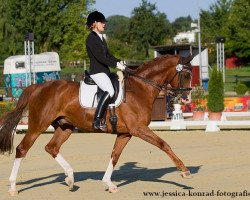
left=184, top=73, right=191, bottom=79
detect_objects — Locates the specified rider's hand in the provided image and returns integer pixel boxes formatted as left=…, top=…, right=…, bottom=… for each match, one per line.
left=116, top=61, right=126, bottom=71
left=120, top=60, right=126, bottom=65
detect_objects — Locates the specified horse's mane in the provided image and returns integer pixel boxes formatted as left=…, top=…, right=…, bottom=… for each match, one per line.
left=131, top=54, right=177, bottom=74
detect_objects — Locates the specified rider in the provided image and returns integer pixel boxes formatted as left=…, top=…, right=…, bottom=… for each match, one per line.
left=86, top=11, right=126, bottom=131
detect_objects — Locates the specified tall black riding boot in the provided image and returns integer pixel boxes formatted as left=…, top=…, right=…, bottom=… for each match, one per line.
left=93, top=91, right=111, bottom=131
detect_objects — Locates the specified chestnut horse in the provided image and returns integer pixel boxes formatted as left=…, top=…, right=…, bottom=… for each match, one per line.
left=0, top=54, right=193, bottom=195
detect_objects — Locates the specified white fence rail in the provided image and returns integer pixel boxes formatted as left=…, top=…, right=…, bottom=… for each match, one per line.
left=15, top=112, right=250, bottom=132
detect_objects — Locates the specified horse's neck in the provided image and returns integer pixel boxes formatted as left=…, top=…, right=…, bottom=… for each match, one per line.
left=131, top=61, right=172, bottom=103
left=138, top=55, right=178, bottom=92
left=135, top=61, right=172, bottom=89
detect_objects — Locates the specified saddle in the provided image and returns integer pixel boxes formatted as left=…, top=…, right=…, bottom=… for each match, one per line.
left=81, top=70, right=123, bottom=134
left=84, top=70, right=119, bottom=104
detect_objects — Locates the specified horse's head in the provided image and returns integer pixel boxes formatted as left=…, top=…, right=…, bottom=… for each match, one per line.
left=163, top=54, right=194, bottom=96
left=126, top=54, right=194, bottom=97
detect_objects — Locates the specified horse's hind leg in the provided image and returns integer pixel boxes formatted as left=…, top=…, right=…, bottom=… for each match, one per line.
left=102, top=133, right=131, bottom=193
left=9, top=130, right=42, bottom=196
left=129, top=125, right=191, bottom=178
left=45, top=124, right=74, bottom=190
left=9, top=158, right=22, bottom=196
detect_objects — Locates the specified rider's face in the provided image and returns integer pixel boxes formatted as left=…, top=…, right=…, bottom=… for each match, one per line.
left=92, top=21, right=105, bottom=33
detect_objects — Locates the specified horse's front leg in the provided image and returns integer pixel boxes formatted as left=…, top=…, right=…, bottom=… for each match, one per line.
left=102, top=133, right=132, bottom=193
left=129, top=125, right=191, bottom=178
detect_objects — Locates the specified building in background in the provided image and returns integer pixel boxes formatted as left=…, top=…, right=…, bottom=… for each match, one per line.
left=174, top=31, right=196, bottom=43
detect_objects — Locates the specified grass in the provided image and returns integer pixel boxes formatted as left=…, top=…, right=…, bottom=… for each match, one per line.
left=225, top=66, right=250, bottom=92
left=225, top=66, right=250, bottom=76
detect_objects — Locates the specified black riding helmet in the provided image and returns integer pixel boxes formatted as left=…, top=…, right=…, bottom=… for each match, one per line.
left=86, top=11, right=107, bottom=28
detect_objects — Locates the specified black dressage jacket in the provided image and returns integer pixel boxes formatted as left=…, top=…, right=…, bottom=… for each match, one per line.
left=86, top=31, right=120, bottom=75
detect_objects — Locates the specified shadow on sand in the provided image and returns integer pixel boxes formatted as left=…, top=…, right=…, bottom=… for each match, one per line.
left=18, top=162, right=201, bottom=193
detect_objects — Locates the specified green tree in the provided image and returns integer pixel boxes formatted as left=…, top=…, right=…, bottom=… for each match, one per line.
left=59, top=0, right=90, bottom=62
left=105, top=15, right=146, bottom=61
left=0, top=0, right=20, bottom=59
left=200, top=0, right=233, bottom=63
left=224, top=0, right=250, bottom=60
left=107, top=38, right=146, bottom=61
left=3, top=0, right=64, bottom=53
left=129, top=0, right=172, bottom=57
left=105, top=15, right=130, bottom=42
left=201, top=0, right=232, bottom=43
left=0, top=0, right=94, bottom=63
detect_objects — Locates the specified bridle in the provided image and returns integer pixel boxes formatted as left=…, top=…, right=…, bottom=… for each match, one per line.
left=124, top=61, right=193, bottom=96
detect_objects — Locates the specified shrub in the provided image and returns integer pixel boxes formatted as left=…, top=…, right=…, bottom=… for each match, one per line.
left=207, top=67, right=224, bottom=112
left=191, top=86, right=205, bottom=100
left=0, top=101, right=16, bottom=118
left=191, top=86, right=206, bottom=111
left=234, top=83, right=248, bottom=95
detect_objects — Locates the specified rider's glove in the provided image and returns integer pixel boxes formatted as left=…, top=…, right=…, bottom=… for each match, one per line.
left=116, top=61, right=126, bottom=71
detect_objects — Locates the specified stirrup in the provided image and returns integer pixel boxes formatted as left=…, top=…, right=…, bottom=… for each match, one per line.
left=93, top=118, right=107, bottom=132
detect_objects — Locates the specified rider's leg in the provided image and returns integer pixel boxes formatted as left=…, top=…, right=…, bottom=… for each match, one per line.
left=90, top=73, right=114, bottom=130
left=92, top=91, right=111, bottom=130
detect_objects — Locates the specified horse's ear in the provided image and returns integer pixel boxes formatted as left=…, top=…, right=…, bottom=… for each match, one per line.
left=179, top=54, right=195, bottom=65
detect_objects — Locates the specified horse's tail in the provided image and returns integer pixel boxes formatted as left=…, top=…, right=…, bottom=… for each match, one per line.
left=0, top=84, right=37, bottom=155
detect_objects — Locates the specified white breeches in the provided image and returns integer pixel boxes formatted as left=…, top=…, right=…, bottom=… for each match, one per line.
left=90, top=73, right=114, bottom=97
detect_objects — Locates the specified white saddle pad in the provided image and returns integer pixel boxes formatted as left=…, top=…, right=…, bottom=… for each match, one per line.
left=79, top=80, right=124, bottom=108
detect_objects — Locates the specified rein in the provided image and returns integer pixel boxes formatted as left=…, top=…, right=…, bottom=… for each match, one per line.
left=125, top=69, right=165, bottom=91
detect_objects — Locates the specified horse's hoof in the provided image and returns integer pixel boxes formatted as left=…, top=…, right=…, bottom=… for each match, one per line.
left=103, top=180, right=118, bottom=193
left=65, top=177, right=74, bottom=189
left=8, top=190, right=18, bottom=196
left=109, top=186, right=118, bottom=193
left=181, top=171, right=193, bottom=179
